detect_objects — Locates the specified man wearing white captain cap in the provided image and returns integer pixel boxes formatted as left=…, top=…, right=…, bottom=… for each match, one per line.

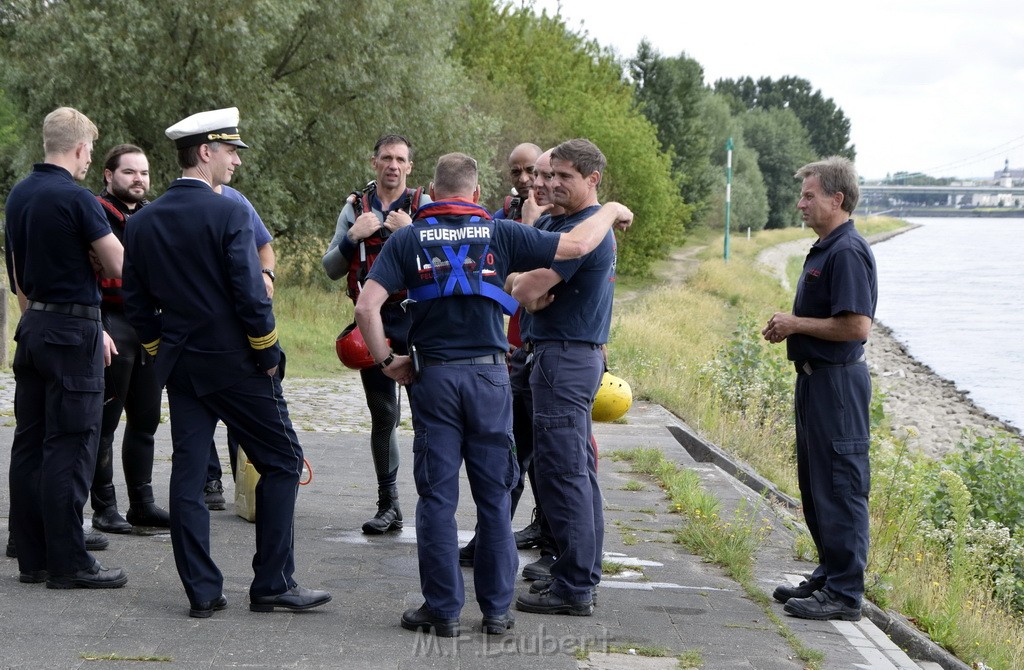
left=122, top=107, right=331, bottom=618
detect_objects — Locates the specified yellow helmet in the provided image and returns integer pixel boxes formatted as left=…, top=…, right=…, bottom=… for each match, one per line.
left=592, top=372, right=632, bottom=422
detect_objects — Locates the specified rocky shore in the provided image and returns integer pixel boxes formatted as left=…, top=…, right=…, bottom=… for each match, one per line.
left=757, top=231, right=1018, bottom=460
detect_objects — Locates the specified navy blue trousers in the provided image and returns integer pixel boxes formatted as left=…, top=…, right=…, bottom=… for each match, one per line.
left=10, top=311, right=103, bottom=577
left=794, top=362, right=871, bottom=606
left=529, top=341, right=604, bottom=603
left=165, top=362, right=303, bottom=605
left=407, top=363, right=518, bottom=619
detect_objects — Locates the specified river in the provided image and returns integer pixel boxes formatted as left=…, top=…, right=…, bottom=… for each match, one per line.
left=871, top=216, right=1024, bottom=429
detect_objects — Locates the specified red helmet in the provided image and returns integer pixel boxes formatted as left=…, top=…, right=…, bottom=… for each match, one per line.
left=335, top=322, right=387, bottom=370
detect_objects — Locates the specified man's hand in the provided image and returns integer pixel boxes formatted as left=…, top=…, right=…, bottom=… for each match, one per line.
left=520, top=190, right=551, bottom=226
left=763, top=312, right=795, bottom=344
left=383, top=209, right=412, bottom=233
left=524, top=293, right=555, bottom=313
left=262, top=273, right=274, bottom=299
left=265, top=365, right=278, bottom=377
left=611, top=203, right=633, bottom=231
left=348, top=211, right=382, bottom=242
left=102, top=331, right=119, bottom=367
left=381, top=355, right=415, bottom=385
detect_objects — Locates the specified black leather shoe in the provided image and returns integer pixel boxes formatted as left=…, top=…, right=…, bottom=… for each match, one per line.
left=516, top=588, right=593, bottom=616
left=85, top=528, right=109, bottom=551
left=529, top=579, right=598, bottom=605
left=204, top=480, right=226, bottom=511
left=458, top=542, right=475, bottom=567
left=482, top=611, right=515, bottom=635
left=189, top=594, right=228, bottom=618
left=46, top=562, right=128, bottom=589
left=93, top=507, right=133, bottom=534
left=249, top=585, right=332, bottom=612
left=400, top=604, right=460, bottom=637
left=783, top=588, right=862, bottom=621
left=772, top=576, right=825, bottom=603
left=521, top=554, right=554, bottom=580
left=19, top=570, right=47, bottom=584
left=126, top=503, right=171, bottom=528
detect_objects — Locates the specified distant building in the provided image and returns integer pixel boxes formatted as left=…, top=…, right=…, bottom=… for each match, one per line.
left=973, top=159, right=1024, bottom=207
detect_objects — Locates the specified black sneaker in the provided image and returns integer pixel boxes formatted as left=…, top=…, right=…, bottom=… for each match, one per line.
left=204, top=480, right=226, bottom=511
left=482, top=611, right=515, bottom=634
left=458, top=542, right=475, bottom=567
left=772, top=576, right=826, bottom=603
left=400, top=604, right=460, bottom=637
left=514, top=509, right=543, bottom=549
left=783, top=588, right=861, bottom=621
left=529, top=579, right=598, bottom=605
left=521, top=554, right=554, bottom=581
left=515, top=588, right=593, bottom=616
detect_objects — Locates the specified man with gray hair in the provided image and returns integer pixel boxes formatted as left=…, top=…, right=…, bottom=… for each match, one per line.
left=762, top=156, right=876, bottom=621
left=4, top=106, right=127, bottom=589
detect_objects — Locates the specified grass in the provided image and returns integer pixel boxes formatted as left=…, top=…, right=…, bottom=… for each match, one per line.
left=610, top=447, right=823, bottom=668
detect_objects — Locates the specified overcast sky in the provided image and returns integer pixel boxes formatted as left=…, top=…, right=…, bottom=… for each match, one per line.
left=532, top=0, right=1024, bottom=180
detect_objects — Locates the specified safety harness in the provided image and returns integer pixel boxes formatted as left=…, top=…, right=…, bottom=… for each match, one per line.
left=346, top=180, right=423, bottom=304
left=96, top=195, right=129, bottom=308
left=405, top=201, right=518, bottom=315
left=502, top=193, right=524, bottom=221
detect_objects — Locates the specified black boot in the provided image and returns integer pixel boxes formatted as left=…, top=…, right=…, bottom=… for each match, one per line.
left=126, top=483, right=171, bottom=528
left=362, top=487, right=402, bottom=534
left=93, top=506, right=133, bottom=534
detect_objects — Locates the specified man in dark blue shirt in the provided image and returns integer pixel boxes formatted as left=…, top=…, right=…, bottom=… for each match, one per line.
left=123, top=107, right=330, bottom=618
left=355, top=152, right=631, bottom=638
left=763, top=156, right=877, bottom=622
left=511, top=139, right=617, bottom=616
left=4, top=107, right=127, bottom=589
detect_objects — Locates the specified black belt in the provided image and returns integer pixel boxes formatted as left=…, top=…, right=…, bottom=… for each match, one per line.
left=27, top=301, right=101, bottom=322
left=420, top=353, right=504, bottom=367
left=522, top=340, right=600, bottom=353
left=795, top=355, right=866, bottom=376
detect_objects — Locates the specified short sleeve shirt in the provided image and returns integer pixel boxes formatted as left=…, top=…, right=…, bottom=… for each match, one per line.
left=5, top=163, right=111, bottom=305
left=367, top=216, right=559, bottom=358
left=787, top=220, right=878, bottom=363
left=528, top=205, right=617, bottom=344
left=219, top=185, right=272, bottom=247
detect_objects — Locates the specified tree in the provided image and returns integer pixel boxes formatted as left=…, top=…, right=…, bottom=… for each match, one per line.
left=698, top=94, right=769, bottom=231
left=629, top=39, right=716, bottom=213
left=715, top=75, right=855, bottom=160
left=0, top=0, right=500, bottom=280
left=455, top=0, right=689, bottom=276
left=741, top=108, right=817, bottom=228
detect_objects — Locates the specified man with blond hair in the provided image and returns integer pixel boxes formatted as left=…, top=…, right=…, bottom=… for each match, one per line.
left=4, top=106, right=128, bottom=589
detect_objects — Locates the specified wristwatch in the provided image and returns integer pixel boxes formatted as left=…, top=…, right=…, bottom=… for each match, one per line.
left=262, top=268, right=276, bottom=283
left=378, top=352, right=396, bottom=369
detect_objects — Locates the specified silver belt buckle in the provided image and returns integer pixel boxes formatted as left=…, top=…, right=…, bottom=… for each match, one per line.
left=801, top=361, right=814, bottom=375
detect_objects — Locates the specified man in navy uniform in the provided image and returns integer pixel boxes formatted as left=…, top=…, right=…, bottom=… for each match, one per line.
left=355, top=152, right=631, bottom=637
left=4, top=106, right=128, bottom=589
left=763, top=156, right=876, bottom=622
left=122, top=107, right=331, bottom=618
left=511, top=139, right=617, bottom=616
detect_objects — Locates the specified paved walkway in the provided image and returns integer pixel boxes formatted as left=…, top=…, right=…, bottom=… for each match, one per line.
left=0, top=372, right=955, bottom=669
